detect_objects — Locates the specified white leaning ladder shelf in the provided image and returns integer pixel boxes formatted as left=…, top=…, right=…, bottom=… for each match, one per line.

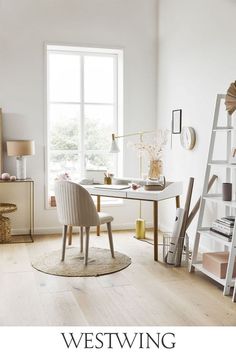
left=190, top=94, right=236, bottom=299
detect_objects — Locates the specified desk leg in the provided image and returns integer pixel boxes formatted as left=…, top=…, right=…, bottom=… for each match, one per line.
left=97, top=195, right=101, bottom=236
left=30, top=181, right=34, bottom=242
left=68, top=226, right=73, bottom=245
left=175, top=195, right=180, bottom=208
left=153, top=201, right=158, bottom=261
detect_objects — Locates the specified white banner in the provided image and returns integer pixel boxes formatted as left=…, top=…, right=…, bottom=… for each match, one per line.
left=0, top=326, right=235, bottom=354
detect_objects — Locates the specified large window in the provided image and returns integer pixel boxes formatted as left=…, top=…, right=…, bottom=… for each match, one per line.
left=46, top=45, right=123, bottom=202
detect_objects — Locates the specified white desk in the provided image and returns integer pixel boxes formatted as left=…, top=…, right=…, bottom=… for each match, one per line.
left=85, top=181, right=183, bottom=261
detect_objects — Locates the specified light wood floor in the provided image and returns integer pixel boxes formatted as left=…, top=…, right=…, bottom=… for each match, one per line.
left=0, top=230, right=235, bottom=326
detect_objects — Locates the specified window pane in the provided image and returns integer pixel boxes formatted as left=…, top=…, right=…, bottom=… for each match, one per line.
left=86, top=152, right=116, bottom=172
left=84, top=56, right=114, bottom=103
left=84, top=104, right=114, bottom=151
left=49, top=104, right=81, bottom=150
left=48, top=151, right=81, bottom=194
left=49, top=53, right=81, bottom=102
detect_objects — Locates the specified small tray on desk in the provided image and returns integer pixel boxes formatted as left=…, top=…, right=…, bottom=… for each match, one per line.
left=144, top=184, right=165, bottom=191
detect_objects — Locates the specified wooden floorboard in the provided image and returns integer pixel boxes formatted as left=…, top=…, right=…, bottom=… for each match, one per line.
left=0, top=230, right=235, bottom=326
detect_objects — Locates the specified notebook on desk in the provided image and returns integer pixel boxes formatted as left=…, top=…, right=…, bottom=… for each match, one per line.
left=94, top=185, right=130, bottom=190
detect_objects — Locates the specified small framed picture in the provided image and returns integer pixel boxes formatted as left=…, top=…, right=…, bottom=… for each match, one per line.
left=172, top=109, right=182, bottom=134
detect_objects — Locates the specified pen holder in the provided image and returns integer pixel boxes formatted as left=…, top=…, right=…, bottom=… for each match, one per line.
left=104, top=176, right=112, bottom=185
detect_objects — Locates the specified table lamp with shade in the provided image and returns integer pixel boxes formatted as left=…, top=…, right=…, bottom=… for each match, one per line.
left=6, top=140, right=35, bottom=180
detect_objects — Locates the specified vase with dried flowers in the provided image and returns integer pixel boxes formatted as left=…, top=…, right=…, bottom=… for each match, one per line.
left=129, top=129, right=168, bottom=180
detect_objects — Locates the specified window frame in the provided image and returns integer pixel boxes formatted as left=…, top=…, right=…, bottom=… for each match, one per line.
left=44, top=43, right=124, bottom=209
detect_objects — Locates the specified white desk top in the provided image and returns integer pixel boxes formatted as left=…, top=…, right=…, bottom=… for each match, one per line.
left=85, top=181, right=183, bottom=202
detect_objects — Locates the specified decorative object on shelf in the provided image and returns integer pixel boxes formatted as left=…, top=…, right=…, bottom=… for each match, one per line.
left=225, top=81, right=236, bottom=115
left=6, top=140, right=35, bottom=180
left=222, top=182, right=232, bottom=201
left=1, top=172, right=10, bottom=180
left=0, top=108, right=2, bottom=174
left=0, top=173, right=17, bottom=181
left=180, top=126, right=196, bottom=150
left=203, top=252, right=236, bottom=279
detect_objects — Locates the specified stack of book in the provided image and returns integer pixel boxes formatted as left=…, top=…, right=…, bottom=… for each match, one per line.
left=210, top=216, right=235, bottom=240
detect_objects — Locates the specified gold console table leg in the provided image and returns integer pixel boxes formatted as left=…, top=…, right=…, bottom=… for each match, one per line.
left=97, top=195, right=101, bottom=236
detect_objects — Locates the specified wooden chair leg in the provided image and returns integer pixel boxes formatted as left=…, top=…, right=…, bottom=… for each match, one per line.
left=68, top=225, right=73, bottom=245
left=107, top=222, right=115, bottom=258
left=61, top=224, right=68, bottom=261
left=80, top=226, right=83, bottom=253
left=84, top=226, right=90, bottom=265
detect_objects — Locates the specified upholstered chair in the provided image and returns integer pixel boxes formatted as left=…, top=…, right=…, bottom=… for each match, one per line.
left=55, top=180, right=115, bottom=265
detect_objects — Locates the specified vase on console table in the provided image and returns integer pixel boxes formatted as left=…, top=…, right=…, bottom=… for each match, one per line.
left=148, top=159, right=163, bottom=180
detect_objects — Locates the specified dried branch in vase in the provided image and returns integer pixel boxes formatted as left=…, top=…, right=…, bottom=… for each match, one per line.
left=128, top=129, right=169, bottom=161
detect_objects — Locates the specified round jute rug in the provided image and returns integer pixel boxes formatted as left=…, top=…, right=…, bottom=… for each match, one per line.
left=31, top=247, right=131, bottom=277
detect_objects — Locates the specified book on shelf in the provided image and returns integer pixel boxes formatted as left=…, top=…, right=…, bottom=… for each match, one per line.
left=221, top=216, right=235, bottom=223
left=210, top=227, right=232, bottom=240
left=215, top=219, right=234, bottom=227
left=210, top=216, right=235, bottom=239
left=217, top=217, right=235, bottom=226
left=211, top=221, right=233, bottom=235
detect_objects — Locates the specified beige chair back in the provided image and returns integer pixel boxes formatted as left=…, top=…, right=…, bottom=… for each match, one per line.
left=55, top=180, right=100, bottom=227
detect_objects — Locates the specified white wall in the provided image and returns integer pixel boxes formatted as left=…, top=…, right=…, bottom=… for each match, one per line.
left=0, top=0, right=158, bottom=233
left=157, top=0, right=236, bottom=241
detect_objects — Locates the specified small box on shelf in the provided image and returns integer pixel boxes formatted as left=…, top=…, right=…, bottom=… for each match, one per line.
left=203, top=252, right=236, bottom=279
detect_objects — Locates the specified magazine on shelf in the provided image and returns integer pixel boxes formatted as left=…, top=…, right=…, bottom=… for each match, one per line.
left=210, top=227, right=232, bottom=240
left=211, top=222, right=233, bottom=235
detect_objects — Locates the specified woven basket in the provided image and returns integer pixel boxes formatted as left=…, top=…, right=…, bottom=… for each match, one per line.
left=0, top=203, right=17, bottom=243
left=0, top=216, right=11, bottom=242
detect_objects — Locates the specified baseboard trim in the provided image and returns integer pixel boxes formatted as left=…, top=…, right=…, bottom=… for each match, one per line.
left=12, top=221, right=153, bottom=235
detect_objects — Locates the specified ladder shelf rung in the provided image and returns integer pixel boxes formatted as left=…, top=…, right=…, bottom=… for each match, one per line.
left=213, top=127, right=234, bottom=131
left=203, top=195, right=236, bottom=208
left=198, top=228, right=232, bottom=245
left=208, top=160, right=236, bottom=167
left=193, top=263, right=235, bottom=287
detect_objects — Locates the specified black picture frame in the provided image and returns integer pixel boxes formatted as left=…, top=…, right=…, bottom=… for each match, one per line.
left=172, top=109, right=182, bottom=134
